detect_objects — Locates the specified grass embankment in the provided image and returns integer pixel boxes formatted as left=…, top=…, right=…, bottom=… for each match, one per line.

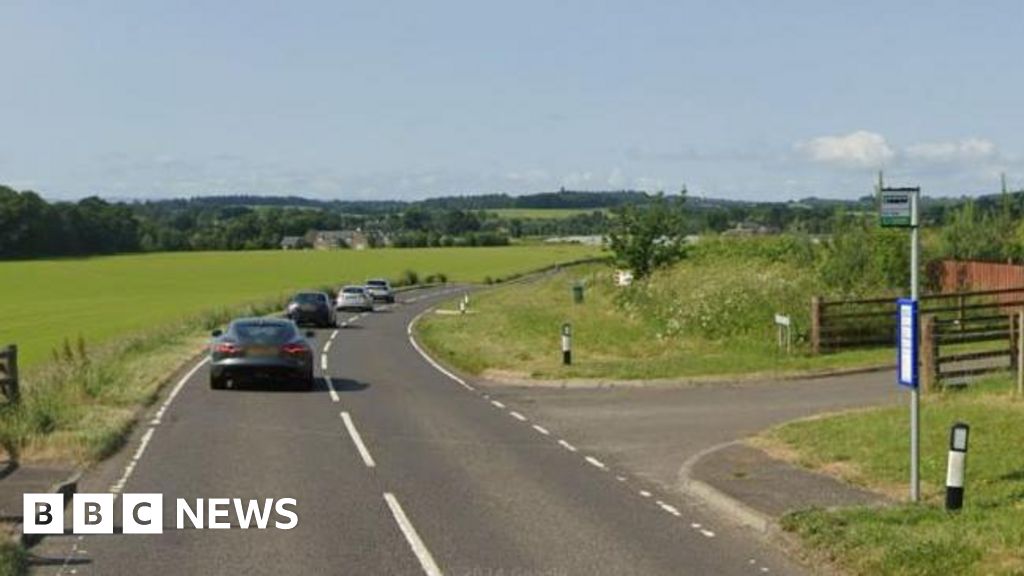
left=0, top=245, right=598, bottom=463
left=417, top=246, right=891, bottom=381
left=759, top=378, right=1024, bottom=575
left=0, top=542, right=25, bottom=576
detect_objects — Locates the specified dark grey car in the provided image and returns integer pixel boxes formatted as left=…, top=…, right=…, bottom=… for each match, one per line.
left=287, top=291, right=337, bottom=327
left=209, top=318, right=316, bottom=390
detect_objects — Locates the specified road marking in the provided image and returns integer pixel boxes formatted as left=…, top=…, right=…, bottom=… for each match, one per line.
left=690, top=522, right=702, bottom=529
left=490, top=400, right=506, bottom=409
left=340, top=412, right=376, bottom=468
left=532, top=424, right=549, bottom=435
left=700, top=529, right=716, bottom=538
left=323, top=340, right=332, bottom=353
left=406, top=311, right=475, bottom=391
left=324, top=376, right=340, bottom=403
left=558, top=439, right=577, bottom=452
left=509, top=411, right=527, bottom=422
left=330, top=329, right=339, bottom=339
left=639, top=490, right=652, bottom=498
left=151, top=357, right=209, bottom=425
left=110, top=427, right=155, bottom=493
left=616, top=475, right=627, bottom=482
left=656, top=501, right=681, bottom=516
left=585, top=456, right=607, bottom=470
left=320, top=355, right=328, bottom=371
left=383, top=493, right=443, bottom=576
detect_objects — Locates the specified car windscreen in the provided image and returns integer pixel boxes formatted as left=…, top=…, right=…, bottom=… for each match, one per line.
left=293, top=293, right=325, bottom=304
left=342, top=287, right=365, bottom=294
left=231, top=322, right=297, bottom=344
left=366, top=280, right=387, bottom=287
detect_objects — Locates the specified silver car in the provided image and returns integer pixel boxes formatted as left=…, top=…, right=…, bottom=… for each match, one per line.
left=365, top=278, right=395, bottom=303
left=336, top=285, right=374, bottom=312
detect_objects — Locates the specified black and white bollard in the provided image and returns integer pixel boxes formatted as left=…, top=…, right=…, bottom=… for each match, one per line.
left=945, top=422, right=970, bottom=511
left=561, top=323, right=572, bottom=365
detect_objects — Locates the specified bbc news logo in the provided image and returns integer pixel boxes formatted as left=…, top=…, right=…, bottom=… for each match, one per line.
left=23, top=494, right=298, bottom=534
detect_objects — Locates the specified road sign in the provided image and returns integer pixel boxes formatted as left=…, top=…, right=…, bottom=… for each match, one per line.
left=898, top=299, right=918, bottom=388
left=774, top=314, right=791, bottom=327
left=880, top=188, right=919, bottom=228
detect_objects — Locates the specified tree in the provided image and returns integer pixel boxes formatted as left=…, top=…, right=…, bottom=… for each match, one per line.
left=607, top=192, right=688, bottom=279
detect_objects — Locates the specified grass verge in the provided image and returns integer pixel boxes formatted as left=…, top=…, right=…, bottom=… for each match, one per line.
left=760, top=377, right=1024, bottom=575
left=0, top=541, right=26, bottom=576
left=416, top=262, right=891, bottom=381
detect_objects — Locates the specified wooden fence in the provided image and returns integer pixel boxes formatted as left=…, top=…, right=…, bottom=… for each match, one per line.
left=811, top=286, right=1024, bottom=354
left=0, top=344, right=18, bottom=404
left=920, top=313, right=1018, bottom=391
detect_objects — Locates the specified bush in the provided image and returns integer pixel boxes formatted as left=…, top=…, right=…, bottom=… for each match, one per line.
left=400, top=269, right=419, bottom=286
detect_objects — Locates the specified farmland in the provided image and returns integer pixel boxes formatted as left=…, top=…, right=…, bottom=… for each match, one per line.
left=1, top=245, right=600, bottom=368
left=487, top=208, right=606, bottom=220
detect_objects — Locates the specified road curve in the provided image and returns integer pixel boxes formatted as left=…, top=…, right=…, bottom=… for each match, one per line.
left=32, top=286, right=800, bottom=575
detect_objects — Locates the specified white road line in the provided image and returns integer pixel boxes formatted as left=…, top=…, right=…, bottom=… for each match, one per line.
left=490, top=400, right=506, bottom=409
left=383, top=493, right=443, bottom=576
left=330, top=329, right=339, bottom=339
left=700, top=529, right=716, bottom=538
left=509, top=411, right=527, bottom=422
left=558, top=439, right=577, bottom=452
left=406, top=311, right=475, bottom=391
left=323, top=340, right=332, bottom=353
left=656, top=501, right=681, bottom=516
left=690, top=522, right=702, bottom=529
left=340, top=412, right=376, bottom=468
left=585, top=456, right=607, bottom=470
left=151, top=357, right=209, bottom=425
left=639, top=490, right=652, bottom=498
left=320, top=355, right=328, bottom=371
left=324, top=376, right=340, bottom=403
left=532, top=424, right=550, bottom=435
left=616, top=475, right=627, bottom=482
left=110, top=427, right=155, bottom=493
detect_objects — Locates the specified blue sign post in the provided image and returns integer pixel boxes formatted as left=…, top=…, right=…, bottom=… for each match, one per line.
left=898, top=298, right=918, bottom=389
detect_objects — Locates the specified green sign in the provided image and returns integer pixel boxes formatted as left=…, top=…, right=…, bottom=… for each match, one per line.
left=880, top=188, right=918, bottom=228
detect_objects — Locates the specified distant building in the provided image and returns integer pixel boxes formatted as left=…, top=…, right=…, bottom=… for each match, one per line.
left=307, top=229, right=371, bottom=250
left=280, top=236, right=307, bottom=250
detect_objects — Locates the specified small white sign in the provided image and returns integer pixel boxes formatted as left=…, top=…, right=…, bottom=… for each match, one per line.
left=774, top=314, right=791, bottom=327
left=615, top=270, right=634, bottom=287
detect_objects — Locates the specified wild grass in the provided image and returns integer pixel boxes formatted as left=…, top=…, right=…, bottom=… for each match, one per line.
left=416, top=259, right=891, bottom=381
left=765, top=377, right=1024, bottom=575
left=0, top=541, right=25, bottom=576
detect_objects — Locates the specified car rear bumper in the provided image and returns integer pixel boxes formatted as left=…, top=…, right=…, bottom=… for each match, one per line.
left=289, top=310, right=329, bottom=324
left=211, top=357, right=311, bottom=382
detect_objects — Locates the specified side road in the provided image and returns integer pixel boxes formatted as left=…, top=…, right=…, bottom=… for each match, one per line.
left=464, top=365, right=902, bottom=532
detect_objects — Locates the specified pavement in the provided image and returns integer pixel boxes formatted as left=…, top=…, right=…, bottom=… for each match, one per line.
left=7, top=286, right=902, bottom=575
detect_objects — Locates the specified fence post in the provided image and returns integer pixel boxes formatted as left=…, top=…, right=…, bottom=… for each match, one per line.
left=811, top=296, right=822, bottom=355
left=1011, top=311, right=1020, bottom=372
left=920, top=315, right=936, bottom=393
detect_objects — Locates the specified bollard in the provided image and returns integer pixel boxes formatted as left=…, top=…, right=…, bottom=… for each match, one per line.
left=945, top=422, right=970, bottom=511
left=572, top=283, right=584, bottom=304
left=561, top=323, right=572, bottom=365
left=459, top=300, right=466, bottom=314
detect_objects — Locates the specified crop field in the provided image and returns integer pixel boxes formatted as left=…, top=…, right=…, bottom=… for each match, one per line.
left=487, top=208, right=606, bottom=220
left=1, top=245, right=599, bottom=368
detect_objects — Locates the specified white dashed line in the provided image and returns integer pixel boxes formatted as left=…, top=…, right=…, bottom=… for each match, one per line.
left=320, top=355, right=328, bottom=371
left=330, top=329, right=339, bottom=339
left=110, top=427, right=155, bottom=493
left=324, top=376, right=340, bottom=403
left=531, top=425, right=550, bottom=435
left=340, top=412, right=376, bottom=468
left=323, top=340, right=332, bottom=353
left=639, top=490, right=652, bottom=498
left=491, top=400, right=506, bottom=409
left=558, top=439, right=577, bottom=452
left=700, top=529, right=716, bottom=538
left=690, top=522, right=702, bottom=529
left=616, top=475, right=627, bottom=482
left=585, top=456, right=607, bottom=470
left=656, top=501, right=681, bottom=516
left=384, top=493, right=443, bottom=576
left=509, top=411, right=527, bottom=422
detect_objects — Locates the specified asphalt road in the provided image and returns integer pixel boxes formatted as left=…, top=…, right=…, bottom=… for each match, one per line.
left=31, top=287, right=814, bottom=575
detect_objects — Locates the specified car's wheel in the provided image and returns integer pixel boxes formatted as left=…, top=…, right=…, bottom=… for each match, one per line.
left=210, top=374, right=226, bottom=390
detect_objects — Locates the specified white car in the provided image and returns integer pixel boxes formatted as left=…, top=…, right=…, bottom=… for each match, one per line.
left=364, top=278, right=395, bottom=303
left=336, top=285, right=374, bottom=312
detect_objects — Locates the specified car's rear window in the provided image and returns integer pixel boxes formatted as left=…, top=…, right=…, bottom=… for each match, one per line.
left=232, top=322, right=296, bottom=343
left=343, top=287, right=365, bottom=294
left=367, top=280, right=387, bottom=287
left=294, top=293, right=325, bottom=304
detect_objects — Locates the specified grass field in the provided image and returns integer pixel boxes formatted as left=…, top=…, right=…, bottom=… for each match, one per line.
left=416, top=262, right=891, bottom=381
left=760, top=378, right=1024, bottom=575
left=487, top=208, right=605, bottom=220
left=0, top=245, right=599, bottom=369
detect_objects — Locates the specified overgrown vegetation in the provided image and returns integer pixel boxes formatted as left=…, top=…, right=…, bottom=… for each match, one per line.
left=764, top=377, right=1024, bottom=575
left=0, top=542, right=26, bottom=576
left=607, top=192, right=689, bottom=279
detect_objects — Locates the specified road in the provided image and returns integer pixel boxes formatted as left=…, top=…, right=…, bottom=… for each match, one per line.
left=32, top=286, right=835, bottom=575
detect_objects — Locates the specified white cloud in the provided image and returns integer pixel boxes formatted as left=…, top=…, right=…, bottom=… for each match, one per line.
left=798, top=130, right=894, bottom=168
left=904, top=138, right=997, bottom=163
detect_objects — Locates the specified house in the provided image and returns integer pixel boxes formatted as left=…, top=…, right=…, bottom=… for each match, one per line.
left=307, top=230, right=371, bottom=250
left=280, top=236, right=307, bottom=250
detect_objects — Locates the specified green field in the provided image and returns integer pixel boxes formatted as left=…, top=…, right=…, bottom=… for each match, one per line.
left=416, top=262, right=891, bottom=381
left=1, top=245, right=599, bottom=368
left=763, top=378, right=1024, bottom=575
left=487, top=208, right=605, bottom=220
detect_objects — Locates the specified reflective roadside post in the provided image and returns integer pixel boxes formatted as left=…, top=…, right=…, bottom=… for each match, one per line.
left=561, top=323, right=572, bottom=365
left=945, top=422, right=970, bottom=511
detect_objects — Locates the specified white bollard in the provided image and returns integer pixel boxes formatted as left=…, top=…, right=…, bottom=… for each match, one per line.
left=945, top=422, right=970, bottom=511
left=561, top=323, right=572, bottom=365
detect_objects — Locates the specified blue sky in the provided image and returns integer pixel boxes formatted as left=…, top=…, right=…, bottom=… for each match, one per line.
left=1, top=1, right=1021, bottom=201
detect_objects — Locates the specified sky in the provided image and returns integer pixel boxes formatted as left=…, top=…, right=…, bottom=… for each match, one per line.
left=1, top=0, right=1022, bottom=202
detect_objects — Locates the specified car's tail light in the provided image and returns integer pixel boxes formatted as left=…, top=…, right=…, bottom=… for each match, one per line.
left=215, top=342, right=241, bottom=355
left=281, top=343, right=309, bottom=355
